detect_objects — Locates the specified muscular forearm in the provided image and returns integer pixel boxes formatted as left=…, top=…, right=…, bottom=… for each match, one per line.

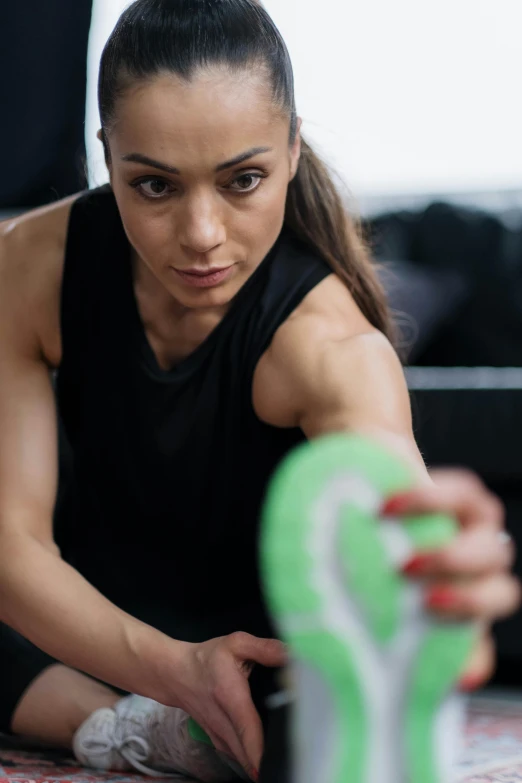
left=0, top=531, right=188, bottom=703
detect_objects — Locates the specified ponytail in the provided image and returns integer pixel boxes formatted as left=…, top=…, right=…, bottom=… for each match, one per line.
left=285, top=138, right=395, bottom=343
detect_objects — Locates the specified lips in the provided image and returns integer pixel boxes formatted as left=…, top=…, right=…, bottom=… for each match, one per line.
left=172, top=265, right=234, bottom=289
left=179, top=267, right=229, bottom=277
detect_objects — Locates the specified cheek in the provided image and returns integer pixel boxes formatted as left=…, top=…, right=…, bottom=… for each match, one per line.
left=253, top=178, right=288, bottom=239
left=262, top=169, right=290, bottom=222
left=235, top=173, right=288, bottom=233
left=122, top=209, right=174, bottom=265
left=111, top=180, right=174, bottom=261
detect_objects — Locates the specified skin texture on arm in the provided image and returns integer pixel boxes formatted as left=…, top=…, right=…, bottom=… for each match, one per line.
left=0, top=200, right=176, bottom=693
left=254, top=273, right=427, bottom=479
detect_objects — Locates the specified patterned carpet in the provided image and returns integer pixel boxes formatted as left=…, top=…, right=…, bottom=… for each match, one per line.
left=0, top=745, right=151, bottom=783
left=457, top=694, right=522, bottom=781
left=2, top=693, right=522, bottom=783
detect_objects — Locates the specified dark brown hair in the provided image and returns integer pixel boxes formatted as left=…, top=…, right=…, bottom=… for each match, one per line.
left=99, top=0, right=394, bottom=341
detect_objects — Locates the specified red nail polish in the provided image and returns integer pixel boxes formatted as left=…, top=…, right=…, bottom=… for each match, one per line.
left=458, top=673, right=485, bottom=692
left=382, top=494, right=412, bottom=516
left=402, top=553, right=435, bottom=575
left=426, top=587, right=458, bottom=609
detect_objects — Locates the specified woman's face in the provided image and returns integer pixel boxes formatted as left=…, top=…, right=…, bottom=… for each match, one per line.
left=106, top=67, right=301, bottom=309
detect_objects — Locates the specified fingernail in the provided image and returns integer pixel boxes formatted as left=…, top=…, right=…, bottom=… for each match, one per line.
left=382, top=493, right=412, bottom=516
left=458, top=673, right=485, bottom=692
left=426, top=586, right=459, bottom=610
left=402, top=553, right=436, bottom=575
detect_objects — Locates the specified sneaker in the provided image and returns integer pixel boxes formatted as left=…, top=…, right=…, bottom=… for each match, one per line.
left=260, top=433, right=477, bottom=783
left=73, top=694, right=239, bottom=781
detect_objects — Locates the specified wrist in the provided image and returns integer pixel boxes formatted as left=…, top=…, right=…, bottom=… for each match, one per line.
left=124, top=619, right=194, bottom=705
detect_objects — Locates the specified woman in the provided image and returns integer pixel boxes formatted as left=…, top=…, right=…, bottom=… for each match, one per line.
left=0, top=0, right=517, bottom=781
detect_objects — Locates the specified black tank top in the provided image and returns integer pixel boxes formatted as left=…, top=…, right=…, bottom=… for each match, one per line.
left=55, top=186, right=331, bottom=642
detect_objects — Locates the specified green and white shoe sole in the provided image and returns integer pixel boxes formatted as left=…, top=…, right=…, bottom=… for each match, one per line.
left=260, top=434, right=477, bottom=783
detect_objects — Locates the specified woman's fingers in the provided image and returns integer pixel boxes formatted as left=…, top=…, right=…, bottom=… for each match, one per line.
left=214, top=676, right=264, bottom=779
left=196, top=674, right=261, bottom=779
left=384, top=469, right=505, bottom=531
left=206, top=705, right=258, bottom=780
left=215, top=634, right=286, bottom=777
left=176, top=633, right=286, bottom=781
left=200, top=633, right=286, bottom=779
left=403, top=527, right=515, bottom=578
left=204, top=714, right=239, bottom=763
left=228, top=633, right=287, bottom=669
left=425, top=573, right=521, bottom=622
left=459, top=631, right=496, bottom=691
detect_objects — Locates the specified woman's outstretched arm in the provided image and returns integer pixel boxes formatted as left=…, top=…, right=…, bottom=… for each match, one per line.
left=255, top=275, right=520, bottom=685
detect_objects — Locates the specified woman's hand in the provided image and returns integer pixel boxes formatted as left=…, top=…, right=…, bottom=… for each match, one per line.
left=172, top=632, right=286, bottom=780
left=383, top=469, right=521, bottom=689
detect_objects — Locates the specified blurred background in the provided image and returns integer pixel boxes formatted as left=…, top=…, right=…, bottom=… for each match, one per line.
left=2, top=0, right=522, bottom=682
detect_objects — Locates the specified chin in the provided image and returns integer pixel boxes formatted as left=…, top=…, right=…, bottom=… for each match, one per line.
left=171, top=281, right=237, bottom=310
left=169, top=268, right=249, bottom=309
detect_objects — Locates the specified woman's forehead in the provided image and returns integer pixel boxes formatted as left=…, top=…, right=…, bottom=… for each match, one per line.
left=116, top=69, right=276, bottom=126
left=110, top=71, right=289, bottom=166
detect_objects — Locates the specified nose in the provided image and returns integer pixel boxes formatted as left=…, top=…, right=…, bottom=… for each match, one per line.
left=178, top=189, right=227, bottom=255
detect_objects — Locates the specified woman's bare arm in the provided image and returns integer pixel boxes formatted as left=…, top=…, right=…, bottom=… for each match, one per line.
left=0, top=209, right=185, bottom=698
left=0, top=209, right=284, bottom=776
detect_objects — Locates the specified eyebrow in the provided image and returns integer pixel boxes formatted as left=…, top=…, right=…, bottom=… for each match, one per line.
left=121, top=146, right=273, bottom=175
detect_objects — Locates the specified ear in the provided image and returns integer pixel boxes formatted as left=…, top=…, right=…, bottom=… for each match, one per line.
left=289, top=117, right=302, bottom=181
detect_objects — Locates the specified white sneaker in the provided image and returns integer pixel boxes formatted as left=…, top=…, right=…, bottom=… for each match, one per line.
left=73, top=695, right=240, bottom=781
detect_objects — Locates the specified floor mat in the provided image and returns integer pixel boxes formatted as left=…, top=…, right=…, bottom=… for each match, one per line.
left=0, top=744, right=194, bottom=783
left=457, top=694, right=522, bottom=781
left=2, top=693, right=522, bottom=782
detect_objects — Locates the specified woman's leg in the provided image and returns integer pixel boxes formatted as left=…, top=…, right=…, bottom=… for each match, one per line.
left=12, top=664, right=120, bottom=747
left=1, top=623, right=241, bottom=779
left=0, top=622, right=118, bottom=747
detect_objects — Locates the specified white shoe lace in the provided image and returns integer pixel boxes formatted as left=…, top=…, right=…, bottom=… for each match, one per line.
left=118, top=735, right=181, bottom=778
left=75, top=718, right=182, bottom=778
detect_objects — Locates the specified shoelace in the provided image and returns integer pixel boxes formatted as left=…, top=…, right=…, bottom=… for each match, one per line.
left=76, top=733, right=182, bottom=778
left=119, top=735, right=182, bottom=778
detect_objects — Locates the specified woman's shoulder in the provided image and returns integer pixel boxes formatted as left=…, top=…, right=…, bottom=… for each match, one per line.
left=0, top=193, right=80, bottom=270
left=0, top=193, right=81, bottom=366
left=253, top=273, right=392, bottom=426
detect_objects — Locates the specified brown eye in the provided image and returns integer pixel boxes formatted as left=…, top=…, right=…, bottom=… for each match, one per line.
left=136, top=178, right=172, bottom=198
left=229, top=173, right=262, bottom=193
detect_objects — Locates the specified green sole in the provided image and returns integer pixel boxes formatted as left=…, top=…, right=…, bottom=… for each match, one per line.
left=260, top=434, right=477, bottom=783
